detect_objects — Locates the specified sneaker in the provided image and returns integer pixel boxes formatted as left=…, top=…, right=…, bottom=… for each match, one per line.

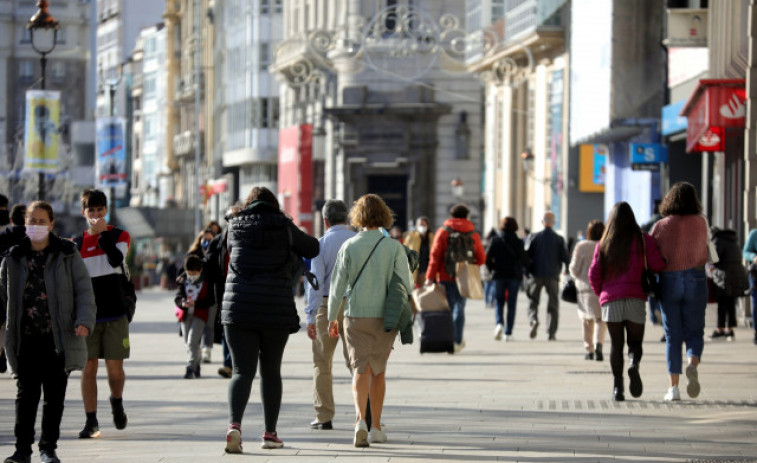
left=3, top=451, right=31, bottom=463
left=310, top=420, right=333, bottom=430
left=110, top=396, right=128, bottom=430
left=39, top=450, right=60, bottom=463
left=663, top=385, right=681, bottom=401
left=503, top=334, right=513, bottom=342
left=627, top=364, right=643, bottom=398
left=685, top=364, right=700, bottom=398
left=225, top=423, right=243, bottom=454
left=529, top=321, right=539, bottom=339
left=493, top=324, right=504, bottom=341
left=354, top=420, right=369, bottom=448
left=261, top=431, right=284, bottom=449
left=453, top=340, right=466, bottom=353
left=201, top=347, right=212, bottom=364
left=725, top=331, right=735, bottom=342
left=709, top=330, right=725, bottom=340
left=78, top=421, right=101, bottom=438
left=369, top=427, right=387, bottom=444
left=218, top=366, right=232, bottom=378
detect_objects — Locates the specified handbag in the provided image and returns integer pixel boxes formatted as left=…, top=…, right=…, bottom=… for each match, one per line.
left=560, top=277, right=578, bottom=303
left=412, top=283, right=450, bottom=312
left=455, top=261, right=484, bottom=300
left=640, top=234, right=661, bottom=299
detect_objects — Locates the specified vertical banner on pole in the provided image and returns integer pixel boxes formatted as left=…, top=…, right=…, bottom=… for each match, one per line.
left=23, top=90, right=61, bottom=173
left=96, top=117, right=127, bottom=197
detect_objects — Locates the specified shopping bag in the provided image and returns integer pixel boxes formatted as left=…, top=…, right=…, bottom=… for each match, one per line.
left=455, top=262, right=484, bottom=300
left=412, top=284, right=450, bottom=312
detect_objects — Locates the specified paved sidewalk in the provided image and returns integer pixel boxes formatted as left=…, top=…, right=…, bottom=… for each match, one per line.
left=1, top=286, right=756, bottom=462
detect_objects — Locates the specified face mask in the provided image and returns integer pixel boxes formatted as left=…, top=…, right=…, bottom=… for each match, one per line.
left=186, top=273, right=201, bottom=283
left=417, top=226, right=428, bottom=235
left=26, top=225, right=49, bottom=242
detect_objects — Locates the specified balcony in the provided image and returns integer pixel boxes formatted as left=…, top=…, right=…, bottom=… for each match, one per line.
left=173, top=130, right=203, bottom=156
left=270, top=31, right=335, bottom=86
left=504, top=0, right=565, bottom=44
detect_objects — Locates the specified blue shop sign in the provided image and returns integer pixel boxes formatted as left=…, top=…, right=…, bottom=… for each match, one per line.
left=661, top=100, right=687, bottom=136
left=630, top=143, right=668, bottom=171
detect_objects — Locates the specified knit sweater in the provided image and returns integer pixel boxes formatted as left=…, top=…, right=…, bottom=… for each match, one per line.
left=650, top=215, right=708, bottom=271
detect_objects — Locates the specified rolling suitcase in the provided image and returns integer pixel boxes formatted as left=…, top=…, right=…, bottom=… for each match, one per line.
left=417, top=310, right=454, bottom=354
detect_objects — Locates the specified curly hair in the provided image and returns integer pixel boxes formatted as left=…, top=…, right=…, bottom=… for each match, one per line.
left=659, top=181, right=702, bottom=217
left=349, top=194, right=394, bottom=229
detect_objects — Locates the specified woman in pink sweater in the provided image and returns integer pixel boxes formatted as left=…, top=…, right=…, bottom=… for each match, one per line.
left=588, top=202, right=665, bottom=401
left=651, top=182, right=709, bottom=402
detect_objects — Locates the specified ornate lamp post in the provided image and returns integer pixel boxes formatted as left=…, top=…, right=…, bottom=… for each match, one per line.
left=27, top=0, right=60, bottom=201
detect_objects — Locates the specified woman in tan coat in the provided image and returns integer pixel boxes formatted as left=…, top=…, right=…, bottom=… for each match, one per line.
left=569, top=220, right=606, bottom=361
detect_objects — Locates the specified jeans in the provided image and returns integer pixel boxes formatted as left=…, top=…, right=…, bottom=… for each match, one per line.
left=648, top=296, right=662, bottom=324
left=441, top=281, right=467, bottom=344
left=750, top=273, right=757, bottom=333
left=494, top=278, right=521, bottom=334
left=14, top=336, right=69, bottom=455
left=484, top=280, right=497, bottom=307
left=225, top=324, right=289, bottom=431
left=528, top=276, right=560, bottom=337
left=659, top=268, right=707, bottom=374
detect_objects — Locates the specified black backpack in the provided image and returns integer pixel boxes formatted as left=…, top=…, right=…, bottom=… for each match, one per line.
left=443, top=226, right=475, bottom=277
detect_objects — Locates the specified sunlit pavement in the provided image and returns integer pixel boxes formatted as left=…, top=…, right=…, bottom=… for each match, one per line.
left=1, top=286, right=756, bottom=462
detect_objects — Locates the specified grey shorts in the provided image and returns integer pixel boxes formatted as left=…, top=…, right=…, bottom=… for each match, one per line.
left=601, top=298, right=646, bottom=325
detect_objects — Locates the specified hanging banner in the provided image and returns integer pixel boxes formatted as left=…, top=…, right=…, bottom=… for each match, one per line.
left=23, top=90, right=60, bottom=173
left=96, top=117, right=127, bottom=194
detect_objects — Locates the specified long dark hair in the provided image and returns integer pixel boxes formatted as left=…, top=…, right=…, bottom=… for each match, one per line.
left=599, top=202, right=642, bottom=279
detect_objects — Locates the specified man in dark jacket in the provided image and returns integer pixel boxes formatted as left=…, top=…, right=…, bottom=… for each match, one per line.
left=526, top=211, right=569, bottom=340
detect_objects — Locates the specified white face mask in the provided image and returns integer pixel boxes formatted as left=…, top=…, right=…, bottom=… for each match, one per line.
left=186, top=273, right=201, bottom=283
left=26, top=225, right=49, bottom=242
left=417, top=226, right=428, bottom=235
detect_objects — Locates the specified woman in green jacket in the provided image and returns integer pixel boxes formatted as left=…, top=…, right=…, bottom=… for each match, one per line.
left=328, top=194, right=412, bottom=448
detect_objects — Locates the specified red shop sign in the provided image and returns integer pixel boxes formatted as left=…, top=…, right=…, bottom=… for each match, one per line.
left=680, top=79, right=745, bottom=152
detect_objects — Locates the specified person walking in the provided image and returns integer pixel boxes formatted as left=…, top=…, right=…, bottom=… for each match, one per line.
left=708, top=227, right=749, bottom=341
left=174, top=254, right=215, bottom=379
left=1, top=201, right=96, bottom=463
left=75, top=189, right=131, bottom=439
left=424, top=204, right=486, bottom=352
left=403, top=216, right=434, bottom=289
left=327, top=194, right=413, bottom=447
left=588, top=202, right=665, bottom=401
left=486, top=217, right=527, bottom=342
left=742, top=228, right=757, bottom=345
left=0, top=203, right=27, bottom=375
left=525, top=211, right=569, bottom=340
left=569, top=220, right=606, bottom=360
left=305, top=199, right=356, bottom=430
left=650, top=182, right=710, bottom=401
left=222, top=186, right=319, bottom=453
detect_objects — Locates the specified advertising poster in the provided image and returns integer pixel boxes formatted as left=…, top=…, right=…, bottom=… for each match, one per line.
left=579, top=144, right=606, bottom=193
left=96, top=117, right=127, bottom=193
left=23, top=90, right=60, bottom=173
left=278, top=124, right=313, bottom=234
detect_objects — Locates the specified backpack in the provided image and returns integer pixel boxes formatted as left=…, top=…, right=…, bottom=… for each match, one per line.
left=443, top=226, right=476, bottom=277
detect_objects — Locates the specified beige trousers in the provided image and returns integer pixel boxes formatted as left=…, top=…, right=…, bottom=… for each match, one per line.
left=312, top=297, right=351, bottom=423
left=582, top=318, right=607, bottom=353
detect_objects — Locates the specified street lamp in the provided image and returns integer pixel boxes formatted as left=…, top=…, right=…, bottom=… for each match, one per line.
left=99, top=63, right=123, bottom=117
left=27, top=0, right=60, bottom=201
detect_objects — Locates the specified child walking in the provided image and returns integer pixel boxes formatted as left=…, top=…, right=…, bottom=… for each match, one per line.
left=175, top=255, right=215, bottom=379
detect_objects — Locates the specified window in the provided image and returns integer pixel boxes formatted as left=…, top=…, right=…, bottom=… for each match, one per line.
left=20, top=27, right=31, bottom=44
left=144, top=73, right=157, bottom=99
left=18, top=61, right=34, bottom=79
left=51, top=61, right=66, bottom=80
left=259, top=42, right=269, bottom=71
left=55, top=26, right=67, bottom=44
left=274, top=0, right=282, bottom=13
left=261, top=0, right=269, bottom=14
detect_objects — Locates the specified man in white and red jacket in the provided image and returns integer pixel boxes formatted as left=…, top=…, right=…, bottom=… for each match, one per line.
left=425, top=204, right=486, bottom=353
left=75, top=189, right=131, bottom=440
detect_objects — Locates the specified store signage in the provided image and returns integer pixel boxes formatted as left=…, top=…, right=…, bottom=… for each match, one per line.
left=664, top=9, right=707, bottom=47
left=680, top=79, right=745, bottom=152
left=630, top=143, right=668, bottom=171
left=278, top=124, right=314, bottom=234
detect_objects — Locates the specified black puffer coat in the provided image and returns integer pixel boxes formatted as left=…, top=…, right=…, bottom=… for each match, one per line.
left=711, top=228, right=749, bottom=297
left=486, top=230, right=528, bottom=280
left=222, top=200, right=319, bottom=332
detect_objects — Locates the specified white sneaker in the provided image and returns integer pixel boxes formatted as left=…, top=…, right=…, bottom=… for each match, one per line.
left=453, top=340, right=466, bottom=353
left=369, top=428, right=387, bottom=443
left=493, top=324, right=504, bottom=341
left=663, top=385, right=681, bottom=401
left=685, top=364, right=700, bottom=398
left=504, top=334, right=513, bottom=342
left=202, top=347, right=212, bottom=364
left=354, top=420, right=369, bottom=447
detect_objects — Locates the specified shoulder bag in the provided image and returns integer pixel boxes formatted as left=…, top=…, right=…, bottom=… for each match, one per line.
left=640, top=234, right=661, bottom=300
left=560, top=277, right=578, bottom=303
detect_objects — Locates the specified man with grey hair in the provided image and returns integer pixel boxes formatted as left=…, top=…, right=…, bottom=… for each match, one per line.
left=305, top=199, right=356, bottom=430
left=525, top=211, right=569, bottom=340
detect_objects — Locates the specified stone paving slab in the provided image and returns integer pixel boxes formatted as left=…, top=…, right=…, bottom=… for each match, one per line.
left=1, top=287, right=756, bottom=462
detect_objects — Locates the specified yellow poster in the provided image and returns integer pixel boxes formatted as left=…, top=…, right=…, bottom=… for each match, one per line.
left=579, top=144, right=607, bottom=193
left=24, top=90, right=60, bottom=173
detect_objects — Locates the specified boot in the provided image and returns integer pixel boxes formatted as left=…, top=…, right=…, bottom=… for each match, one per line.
left=595, top=343, right=603, bottom=361
left=613, top=377, right=625, bottom=401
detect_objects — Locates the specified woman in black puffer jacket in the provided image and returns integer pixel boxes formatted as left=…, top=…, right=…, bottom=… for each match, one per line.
left=222, top=187, right=319, bottom=453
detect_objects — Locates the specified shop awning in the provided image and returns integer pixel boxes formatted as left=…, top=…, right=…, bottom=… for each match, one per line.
left=680, top=79, right=745, bottom=152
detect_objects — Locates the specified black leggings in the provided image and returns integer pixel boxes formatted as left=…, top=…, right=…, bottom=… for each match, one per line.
left=606, top=321, right=645, bottom=386
left=716, top=293, right=737, bottom=329
left=225, top=325, right=289, bottom=431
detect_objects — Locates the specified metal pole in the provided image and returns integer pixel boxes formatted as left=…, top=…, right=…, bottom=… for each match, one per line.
left=193, top=0, right=202, bottom=235
left=38, top=53, right=47, bottom=201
